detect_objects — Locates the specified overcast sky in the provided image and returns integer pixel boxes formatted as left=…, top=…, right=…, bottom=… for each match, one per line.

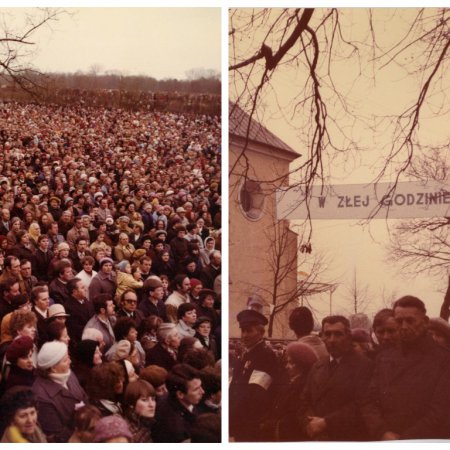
left=0, top=7, right=221, bottom=79
left=230, top=8, right=449, bottom=320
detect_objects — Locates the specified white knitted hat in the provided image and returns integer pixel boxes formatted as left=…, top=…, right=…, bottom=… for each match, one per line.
left=37, top=341, right=68, bottom=370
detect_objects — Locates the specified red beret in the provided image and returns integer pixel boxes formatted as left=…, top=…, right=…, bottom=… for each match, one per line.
left=6, top=336, right=34, bottom=363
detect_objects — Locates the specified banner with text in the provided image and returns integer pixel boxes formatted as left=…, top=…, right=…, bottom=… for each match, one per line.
left=276, top=181, right=450, bottom=220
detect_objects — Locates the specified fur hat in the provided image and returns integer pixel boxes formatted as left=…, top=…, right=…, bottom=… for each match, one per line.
left=93, top=415, right=132, bottom=443
left=286, top=341, right=318, bottom=371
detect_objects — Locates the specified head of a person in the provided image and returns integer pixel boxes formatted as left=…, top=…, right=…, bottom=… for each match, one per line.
left=30, top=285, right=50, bottom=312
left=72, top=404, right=102, bottom=443
left=372, top=308, right=399, bottom=348
left=93, top=414, right=132, bottom=443
left=76, top=339, right=102, bottom=368
left=199, top=289, right=217, bottom=309
left=142, top=278, right=163, bottom=302
left=81, top=328, right=106, bottom=353
left=1, top=277, right=21, bottom=302
left=5, top=335, right=34, bottom=371
left=5, top=255, right=21, bottom=277
left=37, top=234, right=49, bottom=250
left=210, top=250, right=221, bottom=266
left=67, top=277, right=87, bottom=300
left=56, top=242, right=70, bottom=258
left=76, top=237, right=88, bottom=253
left=36, top=341, right=71, bottom=377
left=139, top=256, right=152, bottom=274
left=427, top=318, right=450, bottom=349
left=181, top=347, right=215, bottom=370
left=321, top=315, right=352, bottom=358
left=81, top=255, right=95, bottom=274
left=122, top=379, right=156, bottom=420
left=87, top=362, right=125, bottom=402
left=99, top=257, right=114, bottom=274
left=74, top=216, right=83, bottom=229
left=120, top=290, right=138, bottom=314
left=393, top=296, right=428, bottom=344
left=289, top=306, right=314, bottom=338
left=157, top=323, right=181, bottom=350
left=55, top=260, right=73, bottom=282
left=190, top=279, right=203, bottom=297
left=114, top=316, right=138, bottom=342
left=46, top=320, right=70, bottom=346
left=285, top=341, right=318, bottom=379
left=194, top=316, right=212, bottom=338
left=166, top=363, right=204, bottom=408
left=139, top=365, right=168, bottom=397
left=237, top=309, right=267, bottom=349
left=173, top=273, right=191, bottom=294
left=92, top=293, right=115, bottom=318
left=177, top=303, right=197, bottom=326
left=10, top=309, right=37, bottom=340
left=0, top=387, right=40, bottom=439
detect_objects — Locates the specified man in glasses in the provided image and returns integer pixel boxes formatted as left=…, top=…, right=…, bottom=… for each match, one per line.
left=116, top=289, right=144, bottom=329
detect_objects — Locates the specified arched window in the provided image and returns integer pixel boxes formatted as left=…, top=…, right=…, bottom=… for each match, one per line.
left=239, top=179, right=265, bottom=221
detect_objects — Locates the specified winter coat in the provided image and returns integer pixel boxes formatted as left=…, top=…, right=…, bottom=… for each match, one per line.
left=32, top=371, right=87, bottom=442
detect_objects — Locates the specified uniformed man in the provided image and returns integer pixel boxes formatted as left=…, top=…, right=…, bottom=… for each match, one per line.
left=229, top=309, right=279, bottom=442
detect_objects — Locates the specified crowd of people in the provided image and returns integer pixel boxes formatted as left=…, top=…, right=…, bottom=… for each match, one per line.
left=0, top=100, right=222, bottom=443
left=230, top=297, right=450, bottom=442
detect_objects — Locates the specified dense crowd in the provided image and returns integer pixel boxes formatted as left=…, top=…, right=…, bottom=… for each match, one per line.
left=230, top=296, right=450, bottom=442
left=0, top=100, right=222, bottom=443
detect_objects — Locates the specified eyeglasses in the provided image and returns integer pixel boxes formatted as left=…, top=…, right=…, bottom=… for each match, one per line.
left=124, top=299, right=137, bottom=304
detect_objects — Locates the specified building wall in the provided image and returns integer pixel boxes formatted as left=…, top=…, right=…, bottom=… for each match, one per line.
left=229, top=135, right=300, bottom=338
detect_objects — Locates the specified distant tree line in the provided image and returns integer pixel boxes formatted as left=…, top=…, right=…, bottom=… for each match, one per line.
left=0, top=71, right=221, bottom=115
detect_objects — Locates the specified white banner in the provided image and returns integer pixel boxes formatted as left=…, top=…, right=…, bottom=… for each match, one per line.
left=276, top=181, right=450, bottom=220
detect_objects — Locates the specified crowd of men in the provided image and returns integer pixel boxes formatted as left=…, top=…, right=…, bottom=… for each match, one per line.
left=0, top=100, right=221, bottom=443
left=230, top=296, right=450, bottom=442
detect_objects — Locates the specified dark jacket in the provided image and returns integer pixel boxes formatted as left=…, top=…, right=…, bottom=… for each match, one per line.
left=49, top=278, right=71, bottom=305
left=138, top=297, right=168, bottom=322
left=64, top=296, right=95, bottom=348
left=116, top=308, right=144, bottom=330
left=229, top=340, right=280, bottom=442
left=361, top=334, right=450, bottom=440
left=299, top=350, right=373, bottom=441
left=32, top=372, right=87, bottom=442
left=33, top=248, right=54, bottom=282
left=152, top=394, right=198, bottom=442
left=261, top=372, right=310, bottom=441
left=145, top=342, right=177, bottom=371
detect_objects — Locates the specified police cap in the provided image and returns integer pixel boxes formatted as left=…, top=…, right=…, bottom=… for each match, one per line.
left=237, top=309, right=268, bottom=328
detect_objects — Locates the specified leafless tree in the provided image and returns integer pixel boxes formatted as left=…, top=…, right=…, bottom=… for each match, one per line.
left=387, top=145, right=450, bottom=277
left=229, top=8, right=450, bottom=237
left=343, top=268, right=371, bottom=315
left=249, top=218, right=334, bottom=337
left=0, top=8, right=66, bottom=96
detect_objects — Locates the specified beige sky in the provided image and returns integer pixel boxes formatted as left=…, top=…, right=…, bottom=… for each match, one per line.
left=0, top=7, right=221, bottom=79
left=230, top=8, right=449, bottom=319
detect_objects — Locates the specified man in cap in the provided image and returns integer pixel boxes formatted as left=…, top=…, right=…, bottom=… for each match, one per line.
left=229, top=309, right=279, bottom=442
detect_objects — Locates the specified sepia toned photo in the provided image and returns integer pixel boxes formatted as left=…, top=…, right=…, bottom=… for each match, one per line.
left=0, top=7, right=221, bottom=443
left=229, top=7, right=450, bottom=442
